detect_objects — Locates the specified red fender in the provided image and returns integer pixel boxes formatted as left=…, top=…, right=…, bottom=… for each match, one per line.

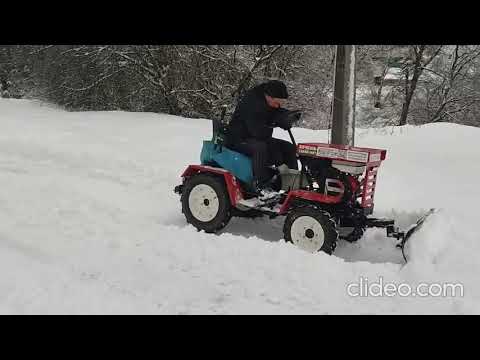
left=279, top=190, right=343, bottom=215
left=181, top=165, right=244, bottom=206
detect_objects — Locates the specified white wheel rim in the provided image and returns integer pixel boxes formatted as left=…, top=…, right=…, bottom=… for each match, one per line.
left=188, top=184, right=220, bottom=222
left=290, top=216, right=325, bottom=253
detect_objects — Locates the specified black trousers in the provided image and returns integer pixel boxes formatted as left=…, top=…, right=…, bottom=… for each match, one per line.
left=229, top=137, right=298, bottom=186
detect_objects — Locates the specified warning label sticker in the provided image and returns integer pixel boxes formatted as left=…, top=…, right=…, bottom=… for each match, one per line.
left=346, top=151, right=369, bottom=162
left=298, top=145, right=317, bottom=156
left=316, top=147, right=369, bottom=163
left=369, top=153, right=381, bottom=162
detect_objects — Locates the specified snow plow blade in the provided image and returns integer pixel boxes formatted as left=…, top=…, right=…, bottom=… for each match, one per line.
left=397, top=208, right=436, bottom=262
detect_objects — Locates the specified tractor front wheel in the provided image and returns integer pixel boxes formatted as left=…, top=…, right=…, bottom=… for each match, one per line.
left=283, top=206, right=338, bottom=254
left=181, top=173, right=232, bottom=233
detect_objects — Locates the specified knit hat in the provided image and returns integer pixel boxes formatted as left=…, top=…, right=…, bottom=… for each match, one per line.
left=263, top=80, right=289, bottom=99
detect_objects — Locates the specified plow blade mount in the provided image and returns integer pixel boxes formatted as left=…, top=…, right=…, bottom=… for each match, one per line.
left=366, top=209, right=437, bottom=263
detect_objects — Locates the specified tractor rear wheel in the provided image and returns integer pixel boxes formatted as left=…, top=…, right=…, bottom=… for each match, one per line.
left=283, top=206, right=338, bottom=254
left=181, top=173, right=232, bottom=233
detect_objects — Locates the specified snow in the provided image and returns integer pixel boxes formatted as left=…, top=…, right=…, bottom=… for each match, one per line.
left=1, top=98, right=479, bottom=314
left=384, top=67, right=405, bottom=80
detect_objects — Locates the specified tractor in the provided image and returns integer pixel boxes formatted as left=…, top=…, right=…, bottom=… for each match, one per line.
left=174, top=111, right=433, bottom=261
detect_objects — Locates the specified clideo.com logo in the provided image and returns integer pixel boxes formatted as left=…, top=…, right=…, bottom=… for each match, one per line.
left=347, top=277, right=464, bottom=298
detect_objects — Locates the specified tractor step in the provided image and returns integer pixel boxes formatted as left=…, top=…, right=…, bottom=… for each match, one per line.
left=236, top=197, right=283, bottom=214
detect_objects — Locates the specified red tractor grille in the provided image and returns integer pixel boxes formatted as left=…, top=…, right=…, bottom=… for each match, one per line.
left=361, top=165, right=379, bottom=210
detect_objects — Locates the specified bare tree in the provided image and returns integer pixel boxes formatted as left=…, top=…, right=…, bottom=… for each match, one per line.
left=398, top=45, right=442, bottom=126
left=417, top=45, right=480, bottom=124
left=5, top=44, right=480, bottom=130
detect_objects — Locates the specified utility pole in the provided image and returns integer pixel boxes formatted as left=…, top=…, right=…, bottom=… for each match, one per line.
left=331, top=45, right=356, bottom=146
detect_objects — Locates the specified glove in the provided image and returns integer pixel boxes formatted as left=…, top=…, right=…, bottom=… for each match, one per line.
left=276, top=110, right=302, bottom=130
left=276, top=115, right=292, bottom=130
left=288, top=110, right=302, bottom=122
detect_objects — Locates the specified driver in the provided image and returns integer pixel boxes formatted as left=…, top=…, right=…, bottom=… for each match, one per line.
left=225, top=80, right=299, bottom=196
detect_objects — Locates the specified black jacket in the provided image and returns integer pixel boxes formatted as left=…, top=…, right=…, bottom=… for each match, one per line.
left=226, top=84, right=289, bottom=145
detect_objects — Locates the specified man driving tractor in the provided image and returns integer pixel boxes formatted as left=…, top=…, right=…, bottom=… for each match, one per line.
left=175, top=81, right=435, bottom=258
left=225, top=80, right=299, bottom=197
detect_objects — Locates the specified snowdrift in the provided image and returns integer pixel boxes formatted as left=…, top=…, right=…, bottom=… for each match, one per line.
left=0, top=99, right=479, bottom=314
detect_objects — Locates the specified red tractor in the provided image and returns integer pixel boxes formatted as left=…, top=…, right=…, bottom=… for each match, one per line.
left=174, top=120, right=432, bottom=261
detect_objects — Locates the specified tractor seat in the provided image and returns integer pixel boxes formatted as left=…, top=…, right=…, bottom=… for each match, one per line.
left=200, top=119, right=254, bottom=185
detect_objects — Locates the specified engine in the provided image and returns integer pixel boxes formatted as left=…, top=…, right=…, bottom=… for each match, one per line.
left=301, top=157, right=361, bottom=204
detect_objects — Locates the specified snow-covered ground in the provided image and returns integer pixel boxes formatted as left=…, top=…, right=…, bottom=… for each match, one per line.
left=1, top=99, right=479, bottom=314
